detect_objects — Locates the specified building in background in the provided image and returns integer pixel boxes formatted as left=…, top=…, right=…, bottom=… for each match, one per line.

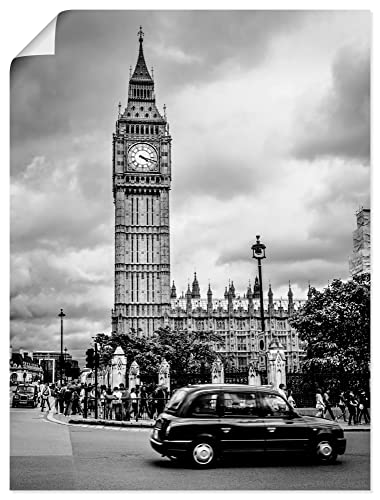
left=9, top=347, right=43, bottom=384
left=111, top=30, right=306, bottom=373
left=349, top=208, right=370, bottom=277
left=32, top=350, right=80, bottom=383
left=170, top=274, right=306, bottom=372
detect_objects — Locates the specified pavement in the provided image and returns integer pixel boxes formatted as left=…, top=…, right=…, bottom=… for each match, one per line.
left=46, top=408, right=370, bottom=432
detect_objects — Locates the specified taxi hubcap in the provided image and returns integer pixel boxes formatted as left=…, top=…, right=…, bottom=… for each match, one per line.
left=317, top=441, right=333, bottom=457
left=193, top=443, right=214, bottom=464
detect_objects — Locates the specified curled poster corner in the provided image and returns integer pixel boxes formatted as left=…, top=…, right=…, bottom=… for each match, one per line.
left=17, top=16, right=57, bottom=57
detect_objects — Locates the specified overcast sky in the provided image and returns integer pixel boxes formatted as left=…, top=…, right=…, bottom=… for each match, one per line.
left=10, top=10, right=370, bottom=363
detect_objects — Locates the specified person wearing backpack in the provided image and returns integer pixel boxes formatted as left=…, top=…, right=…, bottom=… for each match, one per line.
left=40, top=383, right=51, bottom=412
left=64, top=385, right=73, bottom=416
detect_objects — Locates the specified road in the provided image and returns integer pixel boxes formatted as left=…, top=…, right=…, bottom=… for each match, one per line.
left=10, top=405, right=370, bottom=490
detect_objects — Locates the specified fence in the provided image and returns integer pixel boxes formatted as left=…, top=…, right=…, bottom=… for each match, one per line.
left=80, top=396, right=169, bottom=421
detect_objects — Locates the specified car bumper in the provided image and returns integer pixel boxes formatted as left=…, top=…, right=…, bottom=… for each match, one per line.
left=150, top=433, right=190, bottom=457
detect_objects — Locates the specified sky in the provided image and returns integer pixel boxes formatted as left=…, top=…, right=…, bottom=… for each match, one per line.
left=9, top=10, right=371, bottom=364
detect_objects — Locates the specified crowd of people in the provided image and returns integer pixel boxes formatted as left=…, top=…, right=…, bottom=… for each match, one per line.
left=34, top=381, right=170, bottom=421
left=278, top=383, right=370, bottom=425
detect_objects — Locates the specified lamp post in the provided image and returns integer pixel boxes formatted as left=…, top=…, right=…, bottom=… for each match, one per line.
left=58, top=309, right=66, bottom=386
left=251, top=235, right=266, bottom=333
left=64, top=347, right=68, bottom=380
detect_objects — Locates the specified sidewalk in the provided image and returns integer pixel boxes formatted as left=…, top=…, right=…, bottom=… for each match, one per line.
left=47, top=410, right=370, bottom=432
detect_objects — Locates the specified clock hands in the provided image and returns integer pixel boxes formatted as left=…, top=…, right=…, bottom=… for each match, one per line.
left=138, top=154, right=157, bottom=163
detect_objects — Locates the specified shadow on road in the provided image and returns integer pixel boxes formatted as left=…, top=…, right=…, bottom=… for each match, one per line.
left=149, top=454, right=344, bottom=470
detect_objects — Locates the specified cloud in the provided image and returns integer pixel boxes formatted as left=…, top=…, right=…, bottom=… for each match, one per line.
left=292, top=46, right=370, bottom=163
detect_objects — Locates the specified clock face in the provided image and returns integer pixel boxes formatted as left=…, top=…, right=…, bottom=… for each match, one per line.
left=128, top=143, right=158, bottom=172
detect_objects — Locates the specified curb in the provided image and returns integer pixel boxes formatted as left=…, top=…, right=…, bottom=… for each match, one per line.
left=46, top=411, right=370, bottom=432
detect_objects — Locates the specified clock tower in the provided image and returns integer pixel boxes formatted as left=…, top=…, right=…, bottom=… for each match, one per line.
left=112, top=27, right=172, bottom=336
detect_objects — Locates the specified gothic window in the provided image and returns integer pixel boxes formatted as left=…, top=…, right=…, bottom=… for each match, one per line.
left=145, top=113, right=149, bottom=118
left=140, top=106, right=144, bottom=111
left=127, top=113, right=131, bottom=117
left=153, top=114, right=157, bottom=118
left=131, top=125, right=135, bottom=134
left=132, top=106, right=135, bottom=110
left=149, top=107, right=152, bottom=111
left=155, top=126, right=159, bottom=134
left=135, top=113, right=139, bottom=117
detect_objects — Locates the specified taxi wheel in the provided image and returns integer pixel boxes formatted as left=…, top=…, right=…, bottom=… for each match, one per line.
left=190, top=439, right=217, bottom=468
left=315, top=438, right=337, bottom=464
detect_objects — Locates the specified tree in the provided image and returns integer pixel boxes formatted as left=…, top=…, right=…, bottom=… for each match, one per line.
left=93, top=327, right=222, bottom=380
left=289, top=273, right=370, bottom=393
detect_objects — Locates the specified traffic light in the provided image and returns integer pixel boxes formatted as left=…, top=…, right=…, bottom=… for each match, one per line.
left=85, top=348, right=94, bottom=368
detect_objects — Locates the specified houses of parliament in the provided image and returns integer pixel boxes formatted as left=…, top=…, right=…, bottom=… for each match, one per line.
left=111, top=28, right=305, bottom=371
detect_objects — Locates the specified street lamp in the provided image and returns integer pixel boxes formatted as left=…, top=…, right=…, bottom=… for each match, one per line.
left=251, top=235, right=266, bottom=333
left=58, top=309, right=66, bottom=386
left=64, top=347, right=68, bottom=380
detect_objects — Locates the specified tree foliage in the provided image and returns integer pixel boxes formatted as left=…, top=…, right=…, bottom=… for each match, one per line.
left=93, top=327, right=222, bottom=378
left=289, top=273, right=370, bottom=391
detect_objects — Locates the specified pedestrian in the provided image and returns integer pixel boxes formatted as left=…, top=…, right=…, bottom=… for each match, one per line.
left=138, top=384, right=148, bottom=419
left=104, top=387, right=115, bottom=419
left=315, top=388, right=325, bottom=418
left=347, top=391, right=358, bottom=426
left=64, top=385, right=73, bottom=416
left=323, top=389, right=337, bottom=421
left=155, top=385, right=166, bottom=416
left=278, top=384, right=287, bottom=400
left=357, top=390, right=370, bottom=424
left=38, top=381, right=45, bottom=406
left=130, top=387, right=138, bottom=421
left=71, top=388, right=81, bottom=415
left=40, top=383, right=51, bottom=412
left=287, top=389, right=296, bottom=409
left=119, top=384, right=131, bottom=421
left=338, top=391, right=347, bottom=422
left=112, top=386, right=123, bottom=420
left=53, top=384, right=61, bottom=414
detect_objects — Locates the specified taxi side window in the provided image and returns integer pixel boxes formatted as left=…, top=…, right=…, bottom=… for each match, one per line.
left=260, top=393, right=290, bottom=417
left=222, top=392, right=261, bottom=417
left=190, top=393, right=219, bottom=417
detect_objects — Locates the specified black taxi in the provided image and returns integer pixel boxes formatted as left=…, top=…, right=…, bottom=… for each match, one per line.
left=150, top=384, right=346, bottom=468
left=11, top=384, right=38, bottom=408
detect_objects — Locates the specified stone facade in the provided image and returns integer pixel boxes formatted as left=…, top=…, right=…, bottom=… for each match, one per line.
left=9, top=348, right=43, bottom=383
left=349, top=208, right=370, bottom=277
left=169, top=275, right=306, bottom=371
left=112, top=28, right=171, bottom=336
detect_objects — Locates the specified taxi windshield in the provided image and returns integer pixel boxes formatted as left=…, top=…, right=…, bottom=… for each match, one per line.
left=166, top=389, right=187, bottom=412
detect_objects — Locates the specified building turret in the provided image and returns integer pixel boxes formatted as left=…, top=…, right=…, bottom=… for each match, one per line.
left=307, top=282, right=312, bottom=300
left=268, top=283, right=274, bottom=315
left=224, top=286, right=228, bottom=299
left=170, top=281, right=177, bottom=299
left=186, top=283, right=192, bottom=313
left=207, top=283, right=213, bottom=314
left=230, top=281, right=236, bottom=299
left=288, top=281, right=294, bottom=314
left=191, top=272, right=201, bottom=299
left=253, top=276, right=260, bottom=299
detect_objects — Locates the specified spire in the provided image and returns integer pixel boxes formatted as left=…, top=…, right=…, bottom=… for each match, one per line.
left=207, top=283, right=212, bottom=297
left=192, top=272, right=200, bottom=299
left=230, top=281, right=236, bottom=299
left=288, top=281, right=293, bottom=302
left=130, top=26, right=153, bottom=83
left=170, top=281, right=177, bottom=299
left=268, top=283, right=273, bottom=305
left=224, top=286, right=228, bottom=299
left=253, top=276, right=260, bottom=299
left=307, top=281, right=312, bottom=300
left=247, top=282, right=253, bottom=300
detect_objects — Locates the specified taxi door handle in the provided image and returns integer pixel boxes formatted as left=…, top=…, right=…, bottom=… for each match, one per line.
left=267, top=427, right=276, bottom=433
left=221, top=427, right=231, bottom=434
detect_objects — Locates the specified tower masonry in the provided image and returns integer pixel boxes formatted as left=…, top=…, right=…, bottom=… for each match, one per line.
left=112, top=28, right=171, bottom=337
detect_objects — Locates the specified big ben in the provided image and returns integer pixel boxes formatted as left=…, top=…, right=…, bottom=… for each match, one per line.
left=112, top=28, right=171, bottom=336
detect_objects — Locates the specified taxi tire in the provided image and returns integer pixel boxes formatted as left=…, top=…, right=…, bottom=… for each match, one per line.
left=314, top=438, right=337, bottom=464
left=190, top=438, right=218, bottom=468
